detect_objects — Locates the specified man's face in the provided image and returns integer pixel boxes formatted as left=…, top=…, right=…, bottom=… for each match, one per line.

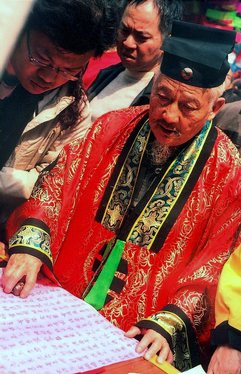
left=117, top=0, right=163, bottom=72
left=9, top=31, right=94, bottom=94
left=149, top=74, right=224, bottom=147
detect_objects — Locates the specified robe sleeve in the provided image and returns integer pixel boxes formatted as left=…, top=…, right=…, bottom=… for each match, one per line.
left=6, top=140, right=79, bottom=265
left=211, top=242, right=241, bottom=351
left=8, top=217, right=52, bottom=270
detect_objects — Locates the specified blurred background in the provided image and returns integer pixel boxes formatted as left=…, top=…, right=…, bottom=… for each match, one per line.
left=1, top=0, right=241, bottom=78
left=182, top=0, right=241, bottom=77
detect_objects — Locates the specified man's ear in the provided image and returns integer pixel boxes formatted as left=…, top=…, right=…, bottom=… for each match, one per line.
left=208, top=97, right=225, bottom=120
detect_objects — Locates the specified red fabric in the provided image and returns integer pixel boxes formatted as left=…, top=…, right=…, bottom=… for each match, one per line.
left=7, top=106, right=241, bottom=358
left=82, top=50, right=120, bottom=90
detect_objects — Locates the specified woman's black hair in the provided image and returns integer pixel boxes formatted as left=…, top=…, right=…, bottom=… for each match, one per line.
left=25, top=0, right=121, bottom=128
left=25, top=0, right=120, bottom=56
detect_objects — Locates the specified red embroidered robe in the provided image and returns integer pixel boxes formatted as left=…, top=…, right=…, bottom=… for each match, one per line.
left=7, top=106, right=241, bottom=370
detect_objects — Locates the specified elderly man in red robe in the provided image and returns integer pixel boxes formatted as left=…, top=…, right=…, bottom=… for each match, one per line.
left=1, top=21, right=240, bottom=371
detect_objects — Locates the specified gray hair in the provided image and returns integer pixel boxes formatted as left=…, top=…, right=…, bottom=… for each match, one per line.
left=207, top=82, right=226, bottom=103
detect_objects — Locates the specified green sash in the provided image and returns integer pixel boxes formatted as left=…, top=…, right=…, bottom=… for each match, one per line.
left=84, top=239, right=125, bottom=310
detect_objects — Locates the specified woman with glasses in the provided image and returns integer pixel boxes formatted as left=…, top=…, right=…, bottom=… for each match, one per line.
left=0, top=0, right=120, bottom=239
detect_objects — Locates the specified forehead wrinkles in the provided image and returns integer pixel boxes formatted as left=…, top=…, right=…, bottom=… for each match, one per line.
left=122, top=14, right=153, bottom=32
left=156, top=75, right=208, bottom=98
left=123, top=3, right=160, bottom=32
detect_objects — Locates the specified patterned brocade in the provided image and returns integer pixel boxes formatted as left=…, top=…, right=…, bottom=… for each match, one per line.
left=101, top=121, right=150, bottom=231
left=9, top=224, right=52, bottom=268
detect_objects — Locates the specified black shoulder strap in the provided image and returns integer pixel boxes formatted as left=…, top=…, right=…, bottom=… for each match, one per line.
left=131, top=77, right=154, bottom=106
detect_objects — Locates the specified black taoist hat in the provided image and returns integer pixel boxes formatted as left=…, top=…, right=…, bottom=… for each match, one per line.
left=160, top=20, right=236, bottom=88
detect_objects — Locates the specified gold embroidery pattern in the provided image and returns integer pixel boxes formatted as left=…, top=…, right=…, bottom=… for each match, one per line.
left=102, top=121, right=150, bottom=231
left=94, top=157, right=118, bottom=205
left=100, top=244, right=153, bottom=328
left=9, top=225, right=52, bottom=263
left=170, top=290, right=210, bottom=335
left=107, top=262, right=128, bottom=299
left=31, top=122, right=105, bottom=255
left=178, top=252, right=232, bottom=285
left=115, top=271, right=127, bottom=281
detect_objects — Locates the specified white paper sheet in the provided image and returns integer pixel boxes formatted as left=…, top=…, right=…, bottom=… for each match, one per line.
left=183, top=365, right=206, bottom=373
left=0, top=270, right=141, bottom=374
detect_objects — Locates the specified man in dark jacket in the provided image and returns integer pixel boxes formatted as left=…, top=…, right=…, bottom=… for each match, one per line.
left=87, top=0, right=183, bottom=123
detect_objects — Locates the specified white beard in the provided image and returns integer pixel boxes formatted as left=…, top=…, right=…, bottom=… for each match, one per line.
left=146, top=140, right=176, bottom=166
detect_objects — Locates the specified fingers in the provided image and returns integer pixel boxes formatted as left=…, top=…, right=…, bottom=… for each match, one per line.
left=143, top=335, right=171, bottom=363
left=2, top=253, right=42, bottom=297
left=207, top=357, right=215, bottom=374
left=134, top=328, right=173, bottom=363
left=2, top=259, right=25, bottom=294
left=207, top=346, right=241, bottom=374
left=143, top=337, right=162, bottom=360
left=0, top=241, right=6, bottom=254
left=0, top=242, right=9, bottom=263
left=157, top=343, right=174, bottom=364
left=19, top=270, right=39, bottom=298
left=125, top=326, right=173, bottom=364
left=125, top=326, right=141, bottom=338
left=12, top=280, right=25, bottom=296
left=166, top=349, right=174, bottom=363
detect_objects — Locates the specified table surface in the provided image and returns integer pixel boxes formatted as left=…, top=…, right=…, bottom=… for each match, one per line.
left=106, top=357, right=167, bottom=373
left=82, top=357, right=169, bottom=373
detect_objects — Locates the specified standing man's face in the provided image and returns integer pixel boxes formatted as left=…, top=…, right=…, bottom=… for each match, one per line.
left=116, top=0, right=163, bottom=73
left=9, top=30, right=94, bottom=94
left=149, top=74, right=225, bottom=147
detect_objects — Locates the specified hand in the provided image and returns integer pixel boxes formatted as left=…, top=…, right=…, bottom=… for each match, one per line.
left=207, top=346, right=241, bottom=374
left=0, top=241, right=8, bottom=263
left=125, top=326, right=174, bottom=364
left=1, top=253, right=42, bottom=298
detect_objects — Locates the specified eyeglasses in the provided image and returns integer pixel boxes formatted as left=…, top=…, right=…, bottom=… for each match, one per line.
left=26, top=31, right=81, bottom=82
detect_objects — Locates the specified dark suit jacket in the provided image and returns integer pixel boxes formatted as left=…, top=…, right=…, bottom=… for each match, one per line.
left=87, top=62, right=153, bottom=106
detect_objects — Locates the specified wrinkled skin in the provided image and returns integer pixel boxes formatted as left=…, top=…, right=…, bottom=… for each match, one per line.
left=207, top=346, right=241, bottom=374
left=125, top=326, right=173, bottom=364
